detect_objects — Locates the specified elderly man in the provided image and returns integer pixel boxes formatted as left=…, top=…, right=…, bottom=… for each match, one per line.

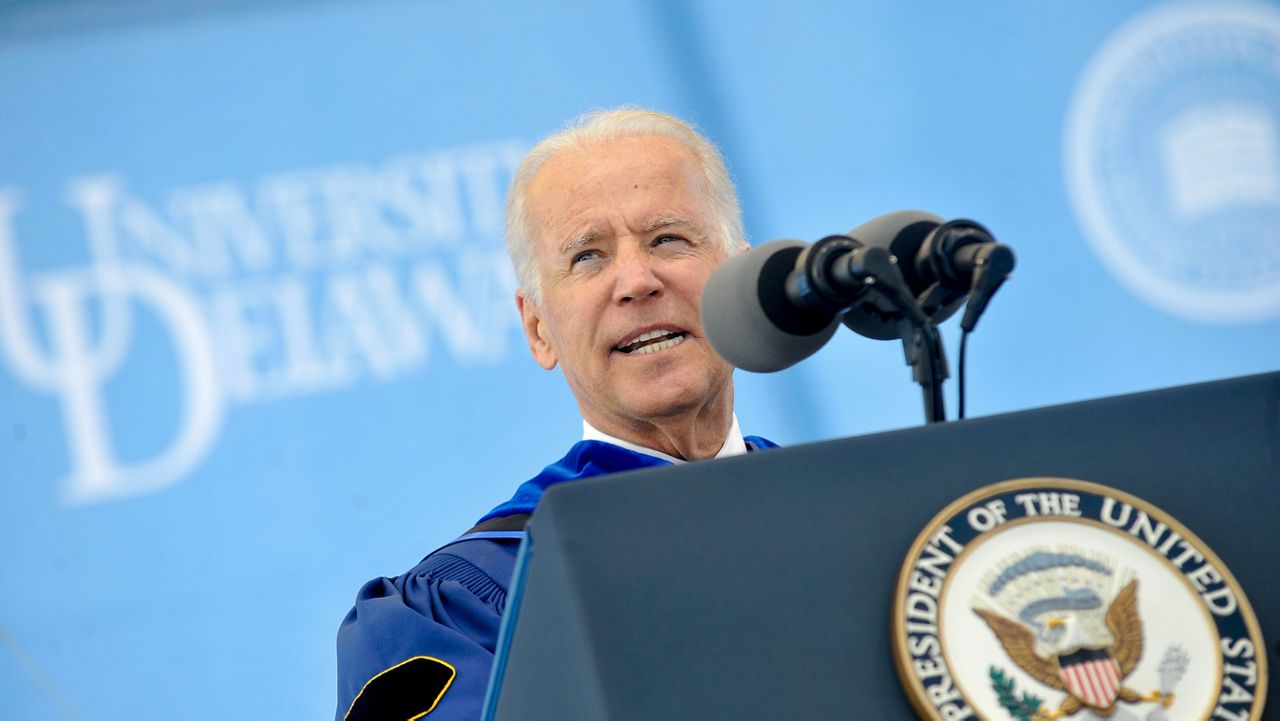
left=335, top=108, right=775, bottom=721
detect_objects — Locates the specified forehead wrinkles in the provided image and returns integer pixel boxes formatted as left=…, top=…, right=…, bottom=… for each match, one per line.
left=529, top=146, right=711, bottom=261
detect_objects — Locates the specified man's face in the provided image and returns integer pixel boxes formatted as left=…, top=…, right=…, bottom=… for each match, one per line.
left=517, top=134, right=735, bottom=433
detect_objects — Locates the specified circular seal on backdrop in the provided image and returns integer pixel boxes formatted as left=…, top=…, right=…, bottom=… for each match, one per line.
left=1064, top=1, right=1280, bottom=323
left=891, top=478, right=1267, bottom=721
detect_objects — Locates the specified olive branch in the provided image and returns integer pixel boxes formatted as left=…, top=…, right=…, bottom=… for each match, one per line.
left=989, top=666, right=1045, bottom=721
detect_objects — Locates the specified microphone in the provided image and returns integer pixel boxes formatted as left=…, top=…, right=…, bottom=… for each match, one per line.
left=700, top=241, right=840, bottom=372
left=701, top=237, right=915, bottom=372
left=844, top=210, right=1015, bottom=334
left=701, top=212, right=1014, bottom=373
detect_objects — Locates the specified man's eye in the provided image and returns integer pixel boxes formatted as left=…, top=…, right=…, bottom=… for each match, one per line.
left=654, top=234, right=686, bottom=246
left=572, top=249, right=601, bottom=265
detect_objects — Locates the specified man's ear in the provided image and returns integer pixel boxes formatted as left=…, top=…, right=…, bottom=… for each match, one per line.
left=516, top=290, right=558, bottom=370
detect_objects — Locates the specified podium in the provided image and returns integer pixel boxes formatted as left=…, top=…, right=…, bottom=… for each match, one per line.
left=484, top=373, right=1278, bottom=720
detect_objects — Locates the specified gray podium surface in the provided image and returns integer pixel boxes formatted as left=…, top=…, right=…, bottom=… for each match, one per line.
left=488, top=373, right=1279, bottom=720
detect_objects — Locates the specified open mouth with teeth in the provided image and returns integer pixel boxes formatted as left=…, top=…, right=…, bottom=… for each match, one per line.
left=615, top=329, right=687, bottom=355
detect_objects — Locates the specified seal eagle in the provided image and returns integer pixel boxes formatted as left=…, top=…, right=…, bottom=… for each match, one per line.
left=975, top=580, right=1163, bottom=718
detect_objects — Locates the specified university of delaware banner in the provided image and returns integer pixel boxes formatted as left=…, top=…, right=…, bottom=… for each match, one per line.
left=1, top=1, right=1276, bottom=719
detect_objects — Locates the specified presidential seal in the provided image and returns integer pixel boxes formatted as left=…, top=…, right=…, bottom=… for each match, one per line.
left=1064, top=1, right=1280, bottom=323
left=892, top=478, right=1267, bottom=721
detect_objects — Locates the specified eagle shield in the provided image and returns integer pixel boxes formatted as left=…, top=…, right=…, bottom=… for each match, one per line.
left=1057, top=647, right=1123, bottom=709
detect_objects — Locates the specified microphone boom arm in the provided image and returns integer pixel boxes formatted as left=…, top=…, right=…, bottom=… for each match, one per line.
left=790, top=235, right=950, bottom=424
left=862, top=258, right=948, bottom=424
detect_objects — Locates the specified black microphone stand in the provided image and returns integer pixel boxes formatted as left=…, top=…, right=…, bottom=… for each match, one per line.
left=791, top=235, right=950, bottom=425
left=787, top=221, right=1013, bottom=427
left=906, top=319, right=948, bottom=424
left=873, top=276, right=949, bottom=424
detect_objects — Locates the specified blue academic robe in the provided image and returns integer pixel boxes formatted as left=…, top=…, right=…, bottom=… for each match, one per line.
left=334, top=436, right=776, bottom=721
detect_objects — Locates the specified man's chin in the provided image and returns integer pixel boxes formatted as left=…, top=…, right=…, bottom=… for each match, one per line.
left=620, top=397, right=703, bottom=422
left=615, top=375, right=732, bottom=422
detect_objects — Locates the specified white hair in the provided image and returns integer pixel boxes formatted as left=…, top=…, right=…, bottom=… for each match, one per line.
left=505, top=108, right=745, bottom=303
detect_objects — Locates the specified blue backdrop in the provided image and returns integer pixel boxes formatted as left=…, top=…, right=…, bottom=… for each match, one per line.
left=2, top=1, right=1277, bottom=718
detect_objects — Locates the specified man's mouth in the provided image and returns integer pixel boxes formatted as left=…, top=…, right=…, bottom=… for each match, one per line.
left=614, top=329, right=687, bottom=355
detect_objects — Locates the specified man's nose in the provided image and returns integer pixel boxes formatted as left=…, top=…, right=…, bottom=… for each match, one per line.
left=613, top=246, right=663, bottom=303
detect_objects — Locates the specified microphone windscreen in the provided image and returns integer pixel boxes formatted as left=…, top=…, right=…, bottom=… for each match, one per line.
left=847, top=210, right=943, bottom=296
left=847, top=209, right=944, bottom=248
left=701, top=240, right=839, bottom=373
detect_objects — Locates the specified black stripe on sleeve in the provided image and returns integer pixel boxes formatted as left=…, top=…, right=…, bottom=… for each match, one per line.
left=463, top=513, right=531, bottom=534
left=344, top=656, right=456, bottom=721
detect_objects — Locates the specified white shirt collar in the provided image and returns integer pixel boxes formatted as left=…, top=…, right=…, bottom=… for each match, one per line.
left=581, top=414, right=747, bottom=464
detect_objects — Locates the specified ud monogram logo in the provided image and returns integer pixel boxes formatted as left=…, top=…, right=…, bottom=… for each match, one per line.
left=0, top=140, right=526, bottom=505
left=0, top=187, right=223, bottom=505
left=892, top=478, right=1267, bottom=721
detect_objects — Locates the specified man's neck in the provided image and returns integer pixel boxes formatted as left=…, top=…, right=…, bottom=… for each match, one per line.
left=581, top=398, right=736, bottom=461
